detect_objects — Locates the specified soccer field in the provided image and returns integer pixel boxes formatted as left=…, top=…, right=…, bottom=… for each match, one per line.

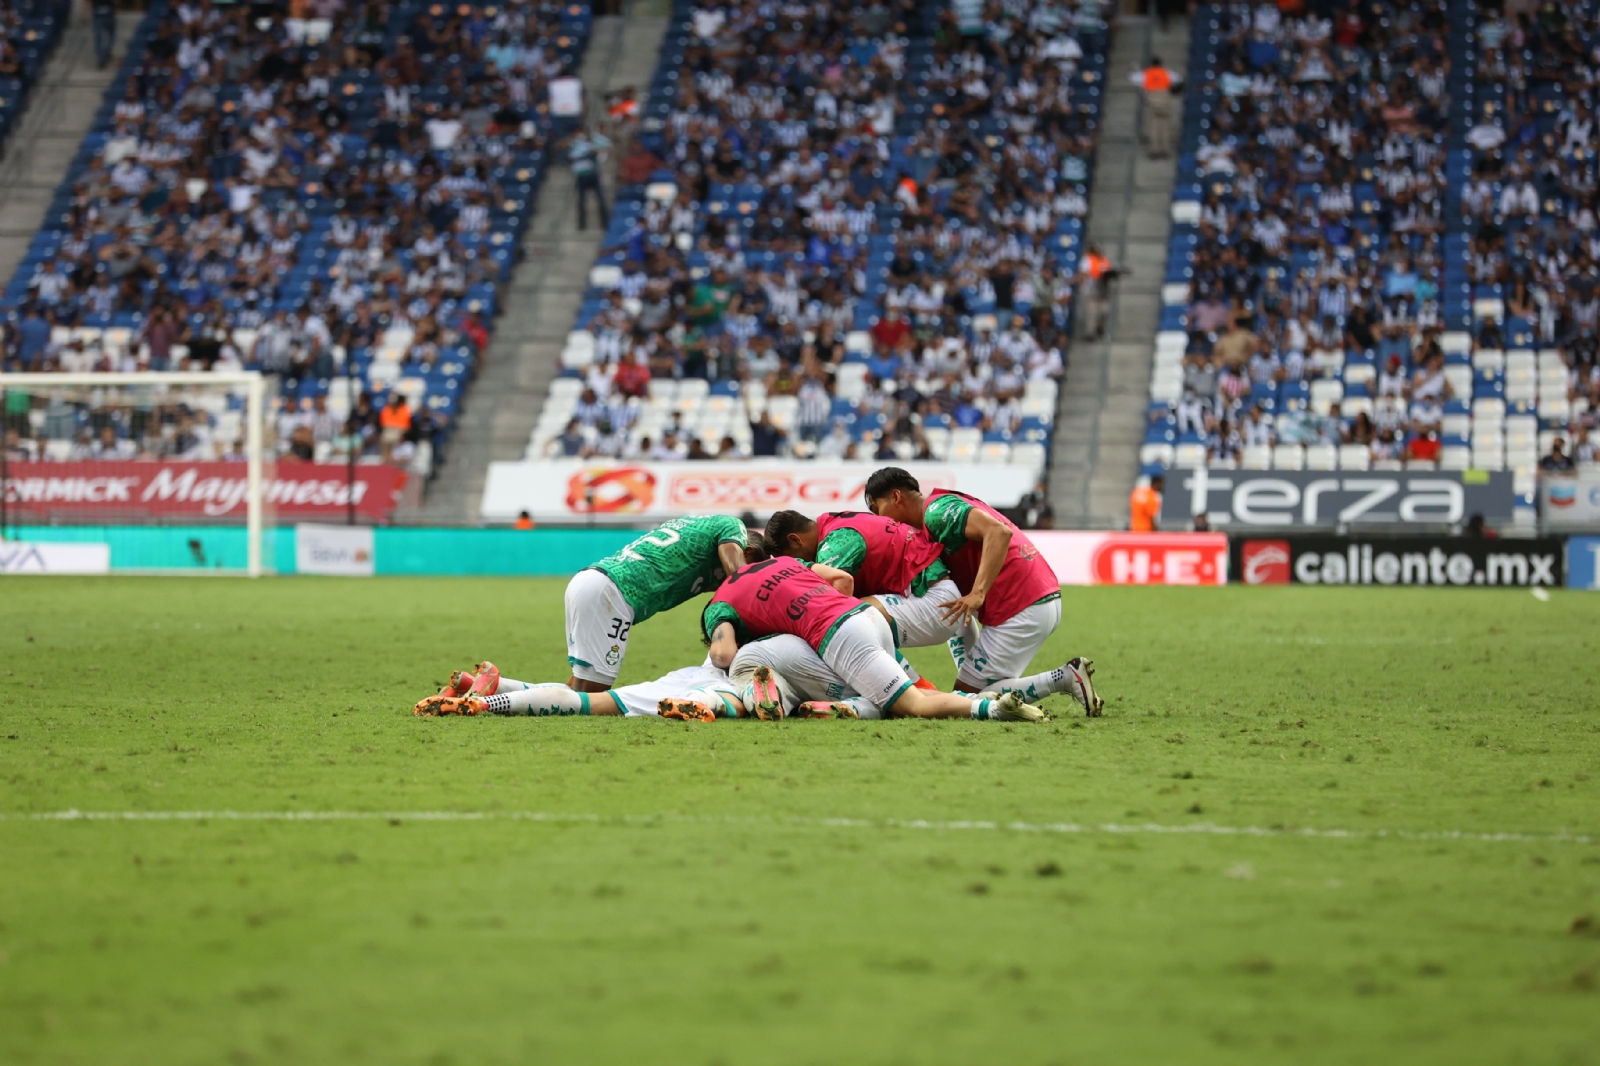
left=1, top=577, right=1597, bottom=1065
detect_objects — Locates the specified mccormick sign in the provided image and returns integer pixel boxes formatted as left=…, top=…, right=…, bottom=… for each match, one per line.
left=1, top=462, right=407, bottom=521
left=481, top=460, right=1040, bottom=522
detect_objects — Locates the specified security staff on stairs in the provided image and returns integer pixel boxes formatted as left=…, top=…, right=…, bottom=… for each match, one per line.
left=1131, top=56, right=1182, bottom=159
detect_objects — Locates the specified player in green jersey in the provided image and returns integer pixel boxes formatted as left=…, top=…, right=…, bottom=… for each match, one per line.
left=564, top=514, right=762, bottom=691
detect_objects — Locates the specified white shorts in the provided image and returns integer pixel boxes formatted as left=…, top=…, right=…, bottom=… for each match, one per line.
left=874, top=578, right=963, bottom=648
left=959, top=596, right=1062, bottom=690
left=730, top=634, right=858, bottom=714
left=564, top=568, right=635, bottom=686
left=611, top=663, right=740, bottom=717
left=821, top=609, right=914, bottom=713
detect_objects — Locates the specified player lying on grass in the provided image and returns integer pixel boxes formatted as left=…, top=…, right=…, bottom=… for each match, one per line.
left=564, top=514, right=757, bottom=693
left=763, top=508, right=1101, bottom=714
left=864, top=468, right=1100, bottom=711
left=728, top=634, right=938, bottom=719
left=414, top=599, right=1033, bottom=722
left=703, top=556, right=1047, bottom=721
left=413, top=659, right=747, bottom=721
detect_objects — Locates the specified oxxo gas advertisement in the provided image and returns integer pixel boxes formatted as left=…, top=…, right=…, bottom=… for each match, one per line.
left=1232, top=536, right=1565, bottom=587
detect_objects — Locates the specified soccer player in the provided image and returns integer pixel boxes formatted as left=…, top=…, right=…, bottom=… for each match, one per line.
left=763, top=509, right=957, bottom=649
left=702, top=556, right=1046, bottom=721
left=413, top=660, right=746, bottom=721
left=766, top=507, right=1101, bottom=714
left=863, top=467, right=1102, bottom=713
left=564, top=515, right=758, bottom=692
left=728, top=636, right=908, bottom=719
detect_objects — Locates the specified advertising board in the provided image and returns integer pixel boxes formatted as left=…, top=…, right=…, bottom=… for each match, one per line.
left=1231, top=536, right=1564, bottom=587
left=1161, top=469, right=1517, bottom=530
left=480, top=460, right=1039, bottom=521
left=1029, top=531, right=1229, bottom=585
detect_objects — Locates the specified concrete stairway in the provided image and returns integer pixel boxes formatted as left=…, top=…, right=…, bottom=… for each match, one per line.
left=404, top=9, right=668, bottom=522
left=1048, top=14, right=1189, bottom=528
left=0, top=8, right=141, bottom=283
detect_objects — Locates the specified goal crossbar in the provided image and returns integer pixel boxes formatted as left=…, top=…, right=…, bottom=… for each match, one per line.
left=0, top=371, right=269, bottom=577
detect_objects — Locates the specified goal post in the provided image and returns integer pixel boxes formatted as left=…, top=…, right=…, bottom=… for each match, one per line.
left=1, top=371, right=274, bottom=576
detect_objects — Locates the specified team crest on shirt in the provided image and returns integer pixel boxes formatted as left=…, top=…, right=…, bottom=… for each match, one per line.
left=605, top=645, right=622, bottom=667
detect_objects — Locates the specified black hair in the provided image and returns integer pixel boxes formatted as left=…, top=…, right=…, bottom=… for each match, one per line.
left=743, top=535, right=770, bottom=563
left=863, top=466, right=921, bottom=506
left=763, top=509, right=815, bottom=556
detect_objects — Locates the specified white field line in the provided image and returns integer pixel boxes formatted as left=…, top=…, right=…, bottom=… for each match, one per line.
left=0, top=809, right=1592, bottom=845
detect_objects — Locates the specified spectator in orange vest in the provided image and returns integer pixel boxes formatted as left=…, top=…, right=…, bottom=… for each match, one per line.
left=1129, top=474, right=1163, bottom=531
left=513, top=510, right=536, bottom=530
left=378, top=393, right=412, bottom=462
left=1132, top=57, right=1182, bottom=159
left=1078, top=245, right=1118, bottom=341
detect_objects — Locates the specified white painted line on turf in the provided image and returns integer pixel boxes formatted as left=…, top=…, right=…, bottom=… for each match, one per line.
left=1531, top=587, right=1551, bottom=602
left=1, top=809, right=1593, bottom=845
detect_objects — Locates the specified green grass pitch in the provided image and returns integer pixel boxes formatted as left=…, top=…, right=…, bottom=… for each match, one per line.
left=1, top=577, right=1598, bottom=1065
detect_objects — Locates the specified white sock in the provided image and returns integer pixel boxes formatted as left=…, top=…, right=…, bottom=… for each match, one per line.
left=987, top=665, right=1072, bottom=703
left=494, top=676, right=534, bottom=692
left=969, top=698, right=997, bottom=720
left=683, top=686, right=740, bottom=718
left=482, top=684, right=590, bottom=716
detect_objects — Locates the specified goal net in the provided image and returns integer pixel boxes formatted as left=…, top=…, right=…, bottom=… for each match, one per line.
left=1, top=372, right=275, bottom=576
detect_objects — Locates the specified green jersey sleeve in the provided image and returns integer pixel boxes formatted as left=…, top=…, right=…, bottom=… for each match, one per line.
left=909, top=558, right=950, bottom=597
left=815, top=528, right=868, bottom=575
left=923, top=494, right=973, bottom=553
left=590, top=515, right=749, bottom=623
left=702, top=601, right=746, bottom=643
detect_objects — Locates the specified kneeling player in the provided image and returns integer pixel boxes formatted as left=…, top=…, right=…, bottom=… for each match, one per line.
left=765, top=508, right=1100, bottom=714
left=564, top=514, right=758, bottom=693
left=703, top=557, right=1046, bottom=722
left=413, top=660, right=745, bottom=721
left=864, top=468, right=1102, bottom=713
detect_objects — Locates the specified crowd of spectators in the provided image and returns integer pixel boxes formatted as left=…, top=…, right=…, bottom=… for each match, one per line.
left=1149, top=0, right=1600, bottom=482
left=0, top=0, right=69, bottom=145
left=533, top=0, right=1109, bottom=469
left=2, top=0, right=593, bottom=472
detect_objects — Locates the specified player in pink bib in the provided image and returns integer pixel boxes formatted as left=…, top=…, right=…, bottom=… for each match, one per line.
left=764, top=508, right=981, bottom=661
left=864, top=467, right=1103, bottom=714
left=702, top=557, right=1045, bottom=721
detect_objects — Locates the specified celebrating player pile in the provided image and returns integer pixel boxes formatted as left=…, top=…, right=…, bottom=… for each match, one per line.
left=412, top=473, right=1104, bottom=721
left=762, top=505, right=1101, bottom=715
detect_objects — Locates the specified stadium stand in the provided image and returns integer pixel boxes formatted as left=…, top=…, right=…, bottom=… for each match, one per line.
left=1144, top=0, right=1599, bottom=507
left=0, top=0, right=71, bottom=150
left=2, top=0, right=592, bottom=476
left=527, top=0, right=1113, bottom=476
